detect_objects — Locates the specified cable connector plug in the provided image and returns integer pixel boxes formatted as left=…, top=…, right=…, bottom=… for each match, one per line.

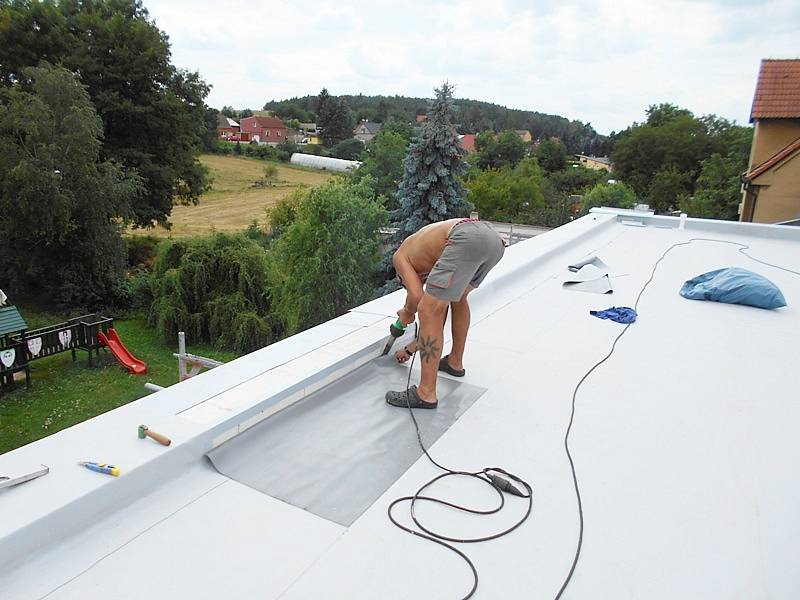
left=487, top=473, right=525, bottom=497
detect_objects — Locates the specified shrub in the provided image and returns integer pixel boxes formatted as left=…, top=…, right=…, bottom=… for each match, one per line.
left=263, top=164, right=279, bottom=182
left=330, top=138, right=365, bottom=160
left=126, top=235, right=161, bottom=269
left=465, top=158, right=545, bottom=222
left=147, top=233, right=279, bottom=352
left=581, top=181, right=637, bottom=212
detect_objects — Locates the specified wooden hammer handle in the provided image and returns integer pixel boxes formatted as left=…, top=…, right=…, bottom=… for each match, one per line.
left=146, top=429, right=171, bottom=446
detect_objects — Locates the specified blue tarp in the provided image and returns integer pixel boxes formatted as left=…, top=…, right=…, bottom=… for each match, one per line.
left=679, top=267, right=786, bottom=310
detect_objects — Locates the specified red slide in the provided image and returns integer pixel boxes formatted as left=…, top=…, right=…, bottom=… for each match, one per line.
left=97, top=328, right=147, bottom=375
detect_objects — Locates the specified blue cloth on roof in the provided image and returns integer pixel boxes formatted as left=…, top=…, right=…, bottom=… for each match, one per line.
left=679, top=267, right=786, bottom=310
left=589, top=306, right=637, bottom=324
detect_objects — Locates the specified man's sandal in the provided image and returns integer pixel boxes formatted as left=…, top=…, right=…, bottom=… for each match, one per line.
left=385, top=385, right=438, bottom=409
left=438, top=355, right=465, bottom=377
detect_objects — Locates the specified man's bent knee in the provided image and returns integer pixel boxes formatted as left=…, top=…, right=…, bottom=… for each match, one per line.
left=418, top=293, right=449, bottom=320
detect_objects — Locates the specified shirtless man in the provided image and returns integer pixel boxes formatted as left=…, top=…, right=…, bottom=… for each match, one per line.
left=385, top=218, right=505, bottom=409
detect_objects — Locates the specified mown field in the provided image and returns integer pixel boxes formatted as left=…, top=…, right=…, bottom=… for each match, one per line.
left=129, top=154, right=334, bottom=237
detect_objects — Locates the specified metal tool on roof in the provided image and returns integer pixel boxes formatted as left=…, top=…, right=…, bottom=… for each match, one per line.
left=138, top=424, right=171, bottom=446
left=78, top=461, right=120, bottom=477
left=379, top=318, right=406, bottom=356
left=0, top=464, right=49, bottom=490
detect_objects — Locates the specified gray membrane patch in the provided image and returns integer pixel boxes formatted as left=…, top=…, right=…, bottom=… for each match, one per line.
left=206, top=357, right=486, bottom=526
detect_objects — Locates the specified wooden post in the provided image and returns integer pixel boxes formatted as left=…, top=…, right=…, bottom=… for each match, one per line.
left=178, top=331, right=187, bottom=381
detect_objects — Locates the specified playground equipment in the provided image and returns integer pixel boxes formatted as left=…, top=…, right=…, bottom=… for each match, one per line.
left=0, top=309, right=115, bottom=391
left=97, top=328, right=147, bottom=375
left=0, top=304, right=148, bottom=391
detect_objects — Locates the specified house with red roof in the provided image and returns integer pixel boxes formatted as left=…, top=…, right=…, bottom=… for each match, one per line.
left=239, top=116, right=288, bottom=146
left=740, top=59, right=800, bottom=223
left=459, top=134, right=476, bottom=154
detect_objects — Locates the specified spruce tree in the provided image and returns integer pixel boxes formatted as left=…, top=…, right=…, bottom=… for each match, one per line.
left=392, top=83, right=472, bottom=238
left=316, top=88, right=333, bottom=124
left=377, top=84, right=473, bottom=290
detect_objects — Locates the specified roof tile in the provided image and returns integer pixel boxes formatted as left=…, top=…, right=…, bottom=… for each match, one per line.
left=750, top=59, right=800, bottom=121
left=745, top=136, right=800, bottom=181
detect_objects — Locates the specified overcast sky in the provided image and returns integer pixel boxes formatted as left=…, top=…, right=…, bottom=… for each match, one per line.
left=146, top=0, right=799, bottom=134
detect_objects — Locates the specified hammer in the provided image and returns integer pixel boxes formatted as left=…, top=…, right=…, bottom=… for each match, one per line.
left=138, top=425, right=171, bottom=446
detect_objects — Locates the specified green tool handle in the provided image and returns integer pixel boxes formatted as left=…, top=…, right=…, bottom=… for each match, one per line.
left=390, top=318, right=405, bottom=338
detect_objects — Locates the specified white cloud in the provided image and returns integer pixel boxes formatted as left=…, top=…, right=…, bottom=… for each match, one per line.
left=146, top=0, right=800, bottom=133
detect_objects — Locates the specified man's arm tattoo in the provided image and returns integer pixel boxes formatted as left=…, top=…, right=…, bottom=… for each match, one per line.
left=418, top=336, right=439, bottom=363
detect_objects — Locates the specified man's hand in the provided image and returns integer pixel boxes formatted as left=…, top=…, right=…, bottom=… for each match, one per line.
left=395, top=341, right=416, bottom=364
left=397, top=308, right=415, bottom=326
left=395, top=348, right=412, bottom=364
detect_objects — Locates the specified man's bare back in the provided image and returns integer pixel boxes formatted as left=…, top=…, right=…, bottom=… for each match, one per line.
left=395, top=218, right=463, bottom=277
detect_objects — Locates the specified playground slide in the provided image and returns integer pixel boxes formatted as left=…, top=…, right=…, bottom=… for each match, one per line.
left=97, top=328, right=147, bottom=375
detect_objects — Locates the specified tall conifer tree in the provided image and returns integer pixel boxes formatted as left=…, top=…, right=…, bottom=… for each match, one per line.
left=393, top=83, right=472, bottom=238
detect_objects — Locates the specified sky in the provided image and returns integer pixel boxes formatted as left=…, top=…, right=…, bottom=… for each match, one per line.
left=145, top=0, right=799, bottom=134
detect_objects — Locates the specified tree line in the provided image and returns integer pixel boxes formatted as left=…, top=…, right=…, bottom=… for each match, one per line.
left=261, top=92, right=610, bottom=155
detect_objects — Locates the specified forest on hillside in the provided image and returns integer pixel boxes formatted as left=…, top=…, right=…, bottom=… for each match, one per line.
left=260, top=93, right=612, bottom=155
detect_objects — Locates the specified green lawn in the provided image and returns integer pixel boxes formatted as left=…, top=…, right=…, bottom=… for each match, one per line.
left=0, top=309, right=238, bottom=455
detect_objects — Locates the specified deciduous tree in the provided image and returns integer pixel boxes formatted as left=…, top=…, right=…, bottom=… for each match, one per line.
left=0, top=64, right=141, bottom=307
left=535, top=138, right=568, bottom=172
left=581, top=181, right=637, bottom=212
left=0, top=0, right=212, bottom=227
left=353, top=130, right=408, bottom=205
left=475, top=130, right=526, bottom=170
left=271, top=179, right=387, bottom=333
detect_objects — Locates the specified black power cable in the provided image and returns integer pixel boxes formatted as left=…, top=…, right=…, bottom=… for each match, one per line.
left=554, top=237, right=800, bottom=600
left=388, top=323, right=533, bottom=600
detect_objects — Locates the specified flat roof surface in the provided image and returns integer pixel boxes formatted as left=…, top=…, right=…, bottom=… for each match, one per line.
left=1, top=210, right=799, bottom=599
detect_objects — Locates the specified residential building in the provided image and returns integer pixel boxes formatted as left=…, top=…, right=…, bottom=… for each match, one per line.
left=217, top=115, right=240, bottom=140
left=740, top=59, right=800, bottom=223
left=239, top=116, right=288, bottom=146
left=415, top=114, right=428, bottom=123
left=353, top=121, right=382, bottom=144
left=576, top=154, right=612, bottom=172
left=299, top=123, right=321, bottom=144
left=515, top=129, right=532, bottom=143
left=459, top=134, right=476, bottom=153
left=286, top=128, right=305, bottom=144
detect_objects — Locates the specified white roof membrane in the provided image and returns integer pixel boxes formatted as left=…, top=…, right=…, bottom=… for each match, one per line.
left=1, top=210, right=798, bottom=599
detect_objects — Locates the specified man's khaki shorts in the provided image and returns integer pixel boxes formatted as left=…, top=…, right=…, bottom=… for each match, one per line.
left=425, top=221, right=505, bottom=302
